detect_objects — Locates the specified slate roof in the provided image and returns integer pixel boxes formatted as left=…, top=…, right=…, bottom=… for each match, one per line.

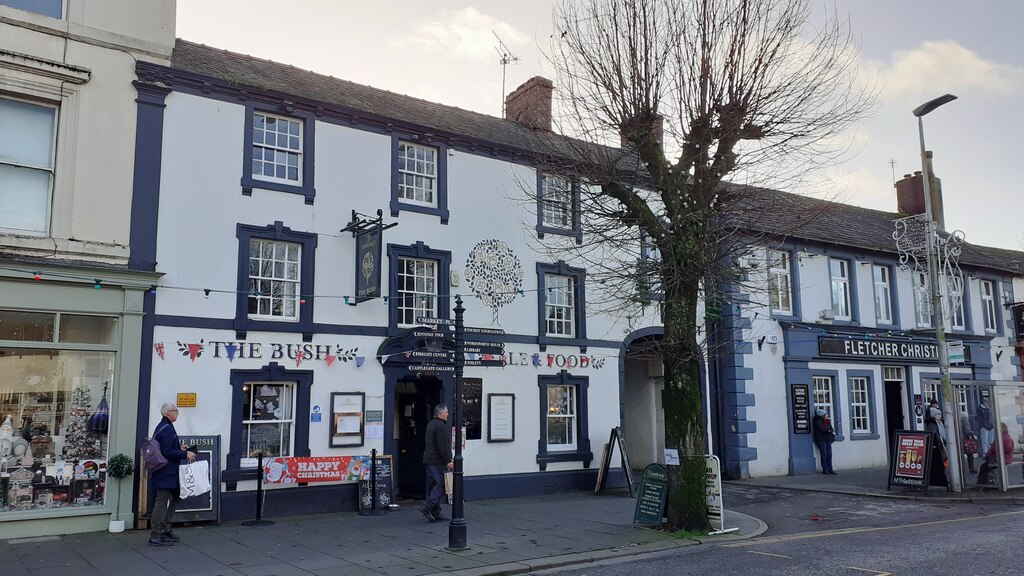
left=167, top=40, right=1024, bottom=276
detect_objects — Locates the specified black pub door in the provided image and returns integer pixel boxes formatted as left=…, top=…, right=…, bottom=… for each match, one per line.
left=884, top=379, right=906, bottom=460
left=395, top=377, right=443, bottom=499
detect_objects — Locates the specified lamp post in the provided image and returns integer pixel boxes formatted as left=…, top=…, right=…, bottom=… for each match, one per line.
left=912, top=93, right=960, bottom=492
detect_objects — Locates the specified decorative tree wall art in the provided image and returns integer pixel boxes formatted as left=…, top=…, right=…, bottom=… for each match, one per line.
left=464, top=239, right=523, bottom=325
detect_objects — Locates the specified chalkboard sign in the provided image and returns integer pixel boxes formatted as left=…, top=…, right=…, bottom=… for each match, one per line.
left=174, top=434, right=221, bottom=524
left=633, top=464, right=669, bottom=527
left=594, top=427, right=635, bottom=497
left=358, top=454, right=394, bottom=512
left=887, top=430, right=932, bottom=493
left=791, top=384, right=810, bottom=434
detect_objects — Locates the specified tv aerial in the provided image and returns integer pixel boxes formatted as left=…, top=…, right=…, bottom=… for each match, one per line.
left=493, top=31, right=520, bottom=117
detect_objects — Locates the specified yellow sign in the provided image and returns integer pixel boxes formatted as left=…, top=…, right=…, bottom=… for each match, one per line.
left=177, top=393, right=197, bottom=408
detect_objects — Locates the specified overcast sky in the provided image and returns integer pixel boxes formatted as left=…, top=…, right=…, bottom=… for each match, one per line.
left=177, top=0, right=1024, bottom=251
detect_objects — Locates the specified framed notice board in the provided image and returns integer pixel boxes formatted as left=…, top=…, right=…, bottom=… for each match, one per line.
left=791, top=384, right=810, bottom=434
left=175, top=434, right=221, bottom=524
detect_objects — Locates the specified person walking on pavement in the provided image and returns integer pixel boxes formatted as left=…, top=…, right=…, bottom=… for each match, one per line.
left=977, top=398, right=994, bottom=456
left=148, top=403, right=196, bottom=546
left=420, top=403, right=452, bottom=522
left=812, top=407, right=836, bottom=475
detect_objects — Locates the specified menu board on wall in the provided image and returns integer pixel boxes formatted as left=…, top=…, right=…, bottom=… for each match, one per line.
left=463, top=379, right=482, bottom=441
left=791, top=384, right=810, bottom=434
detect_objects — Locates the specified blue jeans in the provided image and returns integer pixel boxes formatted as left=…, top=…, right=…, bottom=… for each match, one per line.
left=424, top=463, right=447, bottom=512
left=980, top=427, right=994, bottom=456
left=815, top=439, right=834, bottom=473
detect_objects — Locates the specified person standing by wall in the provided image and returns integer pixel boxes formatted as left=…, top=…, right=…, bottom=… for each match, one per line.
left=977, top=398, right=994, bottom=456
left=420, top=403, right=453, bottom=522
left=812, top=407, right=836, bottom=475
left=148, top=403, right=195, bottom=546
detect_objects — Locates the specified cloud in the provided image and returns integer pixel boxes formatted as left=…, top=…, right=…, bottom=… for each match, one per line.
left=387, top=7, right=528, bottom=62
left=870, top=40, right=1024, bottom=101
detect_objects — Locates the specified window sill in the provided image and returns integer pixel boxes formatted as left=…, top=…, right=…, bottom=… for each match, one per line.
left=389, top=200, right=450, bottom=224
left=537, top=449, right=594, bottom=471
left=849, top=433, right=879, bottom=441
left=536, top=225, right=582, bottom=244
left=241, top=176, right=316, bottom=205
left=223, top=467, right=259, bottom=483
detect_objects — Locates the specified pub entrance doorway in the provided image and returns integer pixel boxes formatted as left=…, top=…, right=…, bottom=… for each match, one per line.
left=394, top=377, right=444, bottom=499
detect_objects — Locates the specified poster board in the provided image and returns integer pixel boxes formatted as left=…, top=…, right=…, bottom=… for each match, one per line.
left=330, top=392, right=365, bottom=447
left=594, top=427, right=635, bottom=497
left=175, top=435, right=221, bottom=524
left=487, top=393, right=515, bottom=442
left=887, top=430, right=933, bottom=492
left=791, top=384, right=810, bottom=434
left=633, top=463, right=669, bottom=526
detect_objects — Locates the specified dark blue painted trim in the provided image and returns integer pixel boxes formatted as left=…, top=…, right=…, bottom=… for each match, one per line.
left=128, top=81, right=171, bottom=271
left=536, top=371, right=592, bottom=470
left=133, top=288, right=157, bottom=516
left=536, top=261, right=588, bottom=351
left=389, top=135, right=449, bottom=224
left=2, top=0, right=62, bottom=18
left=846, top=369, right=878, bottom=440
left=782, top=357, right=815, bottom=475
left=240, top=102, right=317, bottom=204
left=386, top=242, right=451, bottom=335
left=224, top=362, right=313, bottom=483
left=535, top=171, right=582, bottom=244
left=235, top=221, right=318, bottom=341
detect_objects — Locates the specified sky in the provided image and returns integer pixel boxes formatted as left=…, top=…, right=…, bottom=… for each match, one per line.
left=176, top=0, right=1024, bottom=251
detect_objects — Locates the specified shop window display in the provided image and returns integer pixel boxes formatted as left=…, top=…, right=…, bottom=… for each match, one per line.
left=0, top=310, right=116, bottom=515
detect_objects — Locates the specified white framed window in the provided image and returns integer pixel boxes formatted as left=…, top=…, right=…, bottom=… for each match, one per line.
left=248, top=239, right=301, bottom=320
left=397, top=257, right=437, bottom=325
left=545, top=274, right=576, bottom=337
left=981, top=280, right=997, bottom=332
left=949, top=283, right=965, bottom=330
left=812, top=376, right=834, bottom=419
left=872, top=265, right=893, bottom=324
left=0, top=96, right=57, bottom=233
left=252, top=112, right=303, bottom=185
left=922, top=381, right=939, bottom=407
left=540, top=174, right=572, bottom=229
left=913, top=272, right=932, bottom=328
left=545, top=384, right=577, bottom=451
left=397, top=141, right=437, bottom=206
left=768, top=249, right=792, bottom=315
left=829, top=259, right=851, bottom=320
left=240, top=382, right=295, bottom=467
left=849, top=377, right=871, bottom=434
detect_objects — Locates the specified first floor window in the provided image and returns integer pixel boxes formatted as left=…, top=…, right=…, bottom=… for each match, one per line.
left=981, top=280, right=997, bottom=331
left=252, top=112, right=303, bottom=184
left=829, top=259, right=851, bottom=320
left=0, top=96, right=56, bottom=233
left=849, top=377, right=871, bottom=434
left=768, top=249, right=792, bottom=314
left=540, top=173, right=572, bottom=229
left=913, top=272, right=932, bottom=327
left=813, top=376, right=834, bottom=419
left=397, top=257, right=437, bottom=324
left=397, top=141, right=437, bottom=205
left=873, top=265, right=893, bottom=324
left=248, top=238, right=301, bottom=320
left=546, top=384, right=577, bottom=450
left=240, top=382, right=295, bottom=467
left=544, top=274, right=576, bottom=336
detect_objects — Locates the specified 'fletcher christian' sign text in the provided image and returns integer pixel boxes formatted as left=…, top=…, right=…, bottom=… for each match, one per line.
left=818, top=337, right=937, bottom=362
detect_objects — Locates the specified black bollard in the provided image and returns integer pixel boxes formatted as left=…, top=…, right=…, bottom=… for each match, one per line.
left=242, top=451, right=274, bottom=526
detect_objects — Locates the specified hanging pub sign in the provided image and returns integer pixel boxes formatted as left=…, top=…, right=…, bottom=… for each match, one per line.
left=1012, top=303, right=1024, bottom=343
left=354, top=223, right=382, bottom=303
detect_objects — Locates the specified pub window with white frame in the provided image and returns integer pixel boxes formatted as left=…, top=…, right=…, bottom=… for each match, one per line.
left=829, top=258, right=851, bottom=320
left=397, top=141, right=437, bottom=206
left=544, top=274, right=576, bottom=337
left=240, top=382, right=295, bottom=467
left=913, top=272, right=932, bottom=327
left=948, top=282, right=965, bottom=330
left=540, top=173, right=572, bottom=229
left=0, top=96, right=57, bottom=234
left=248, top=239, right=301, bottom=320
left=872, top=265, right=893, bottom=324
left=981, top=280, right=997, bottom=331
left=252, top=112, right=303, bottom=184
left=849, top=377, right=871, bottom=434
left=545, top=384, right=577, bottom=451
left=922, top=381, right=939, bottom=406
left=397, top=257, right=437, bottom=325
left=812, top=376, right=834, bottom=419
left=768, top=249, right=792, bottom=315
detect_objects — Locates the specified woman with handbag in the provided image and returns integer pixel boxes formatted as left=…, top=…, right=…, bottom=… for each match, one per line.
left=960, top=412, right=978, bottom=474
left=977, top=422, right=1014, bottom=486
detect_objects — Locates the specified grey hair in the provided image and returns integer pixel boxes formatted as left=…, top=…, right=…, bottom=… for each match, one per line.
left=434, top=403, right=448, bottom=417
left=160, top=403, right=178, bottom=416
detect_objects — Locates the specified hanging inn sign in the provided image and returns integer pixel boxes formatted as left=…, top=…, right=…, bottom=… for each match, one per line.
left=341, top=209, right=397, bottom=303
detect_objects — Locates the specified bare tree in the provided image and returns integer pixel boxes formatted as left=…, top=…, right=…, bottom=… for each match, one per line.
left=543, top=0, right=876, bottom=530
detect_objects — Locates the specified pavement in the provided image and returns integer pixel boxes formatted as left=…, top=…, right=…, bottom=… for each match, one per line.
left=4, top=466, right=1021, bottom=576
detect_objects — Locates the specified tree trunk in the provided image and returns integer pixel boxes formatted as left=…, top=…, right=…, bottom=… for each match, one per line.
left=661, top=260, right=710, bottom=532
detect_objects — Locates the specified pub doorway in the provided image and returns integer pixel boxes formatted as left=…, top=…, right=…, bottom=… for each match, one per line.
left=394, top=377, right=444, bottom=499
left=883, top=366, right=908, bottom=461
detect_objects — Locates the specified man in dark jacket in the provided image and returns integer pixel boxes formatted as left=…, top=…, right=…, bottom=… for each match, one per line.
left=420, top=403, right=452, bottom=522
left=149, top=403, right=195, bottom=546
left=812, top=407, right=836, bottom=475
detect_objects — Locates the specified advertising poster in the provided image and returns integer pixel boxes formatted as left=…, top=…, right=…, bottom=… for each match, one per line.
left=887, top=430, right=933, bottom=491
left=263, top=455, right=382, bottom=484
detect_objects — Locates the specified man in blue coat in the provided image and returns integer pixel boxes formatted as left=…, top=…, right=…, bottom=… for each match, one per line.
left=149, top=403, right=195, bottom=546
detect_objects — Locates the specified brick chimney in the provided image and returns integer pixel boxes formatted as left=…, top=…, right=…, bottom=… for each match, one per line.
left=894, top=151, right=945, bottom=228
left=504, top=76, right=553, bottom=130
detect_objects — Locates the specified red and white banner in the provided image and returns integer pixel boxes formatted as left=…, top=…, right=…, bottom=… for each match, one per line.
left=262, top=456, right=369, bottom=484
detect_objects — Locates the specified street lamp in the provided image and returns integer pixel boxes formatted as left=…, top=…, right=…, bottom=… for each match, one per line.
left=912, top=93, right=960, bottom=492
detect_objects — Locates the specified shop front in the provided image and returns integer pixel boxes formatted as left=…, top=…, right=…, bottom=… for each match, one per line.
left=0, top=266, right=152, bottom=538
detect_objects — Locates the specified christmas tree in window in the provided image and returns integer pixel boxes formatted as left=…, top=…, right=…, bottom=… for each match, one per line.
left=63, top=384, right=101, bottom=460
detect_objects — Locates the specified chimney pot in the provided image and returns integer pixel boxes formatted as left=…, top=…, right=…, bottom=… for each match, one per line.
left=505, top=76, right=554, bottom=130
